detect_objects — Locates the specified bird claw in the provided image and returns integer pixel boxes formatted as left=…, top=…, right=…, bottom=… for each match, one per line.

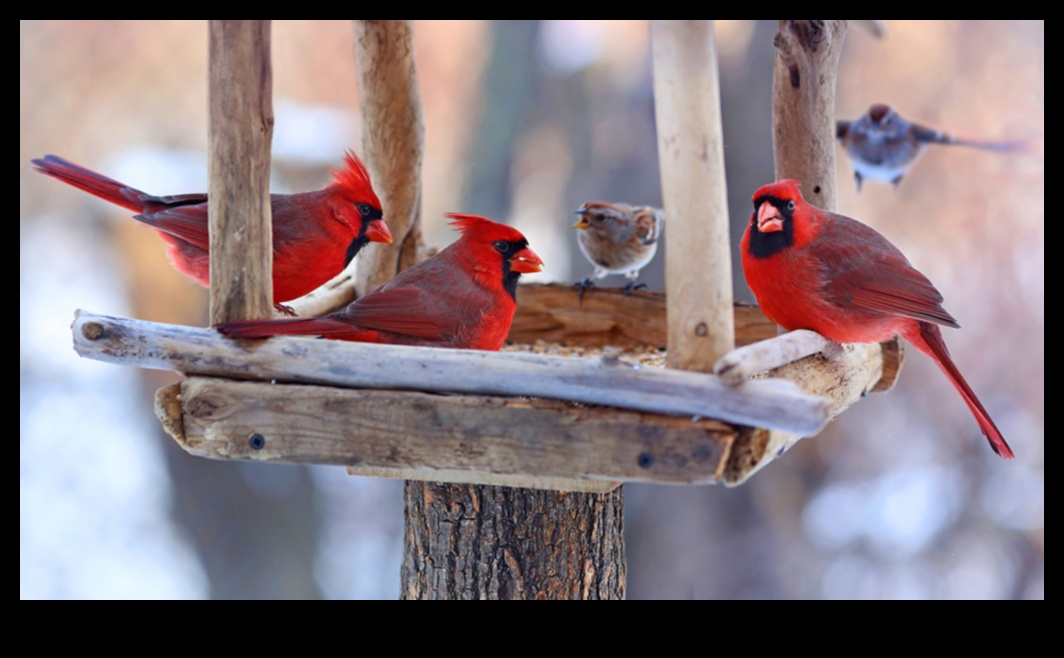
left=623, top=282, right=647, bottom=297
left=274, top=303, right=297, bottom=317
left=574, top=278, right=595, bottom=302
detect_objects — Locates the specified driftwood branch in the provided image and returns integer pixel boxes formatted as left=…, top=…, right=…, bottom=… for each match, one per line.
left=353, top=20, right=425, bottom=293
left=716, top=329, right=843, bottom=385
left=73, top=310, right=833, bottom=435
left=651, top=20, right=734, bottom=370
left=772, top=20, right=847, bottom=211
left=208, top=20, right=274, bottom=324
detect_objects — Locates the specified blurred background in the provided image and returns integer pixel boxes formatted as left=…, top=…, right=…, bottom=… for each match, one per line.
left=20, top=20, right=1043, bottom=599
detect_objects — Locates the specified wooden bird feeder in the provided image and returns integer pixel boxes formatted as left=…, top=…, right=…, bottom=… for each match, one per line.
left=69, top=20, right=896, bottom=598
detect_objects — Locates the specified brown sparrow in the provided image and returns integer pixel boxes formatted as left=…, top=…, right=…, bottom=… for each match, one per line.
left=837, top=103, right=1028, bottom=191
left=572, top=201, right=664, bottom=299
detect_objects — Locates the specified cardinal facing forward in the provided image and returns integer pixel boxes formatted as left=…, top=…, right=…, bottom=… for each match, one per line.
left=32, top=152, right=392, bottom=306
left=573, top=201, right=664, bottom=298
left=741, top=180, right=1013, bottom=459
left=836, top=103, right=1028, bottom=191
left=216, top=214, right=543, bottom=351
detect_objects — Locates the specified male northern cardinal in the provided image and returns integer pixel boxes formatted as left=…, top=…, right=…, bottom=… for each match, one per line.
left=572, top=201, right=665, bottom=299
left=216, top=214, right=543, bottom=351
left=32, top=152, right=392, bottom=307
left=741, top=179, right=1013, bottom=459
left=836, top=103, right=1028, bottom=191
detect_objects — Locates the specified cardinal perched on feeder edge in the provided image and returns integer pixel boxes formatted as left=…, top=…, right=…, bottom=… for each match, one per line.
left=216, top=214, right=543, bottom=351
left=32, top=151, right=392, bottom=309
left=572, top=201, right=665, bottom=300
left=836, top=103, right=1029, bottom=191
left=741, top=179, right=1013, bottom=459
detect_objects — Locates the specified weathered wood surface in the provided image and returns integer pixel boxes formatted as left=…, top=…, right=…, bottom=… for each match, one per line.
left=282, top=269, right=357, bottom=319
left=715, top=329, right=842, bottom=385
left=772, top=20, right=847, bottom=212
left=723, top=337, right=903, bottom=486
left=157, top=378, right=734, bottom=486
left=401, top=482, right=626, bottom=600
left=509, top=284, right=775, bottom=350
left=208, top=20, right=274, bottom=325
left=74, top=310, right=836, bottom=435
left=353, top=19, right=425, bottom=294
left=651, top=20, right=734, bottom=370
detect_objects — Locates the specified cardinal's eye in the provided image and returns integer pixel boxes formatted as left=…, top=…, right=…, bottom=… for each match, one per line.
left=594, top=214, right=606, bottom=223
left=787, top=200, right=795, bottom=212
left=357, top=203, right=372, bottom=216
left=494, top=241, right=511, bottom=254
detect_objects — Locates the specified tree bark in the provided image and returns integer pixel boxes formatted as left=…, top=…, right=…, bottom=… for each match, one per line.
left=401, top=482, right=625, bottom=600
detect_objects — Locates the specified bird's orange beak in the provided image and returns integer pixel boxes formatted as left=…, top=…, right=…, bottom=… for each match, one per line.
left=573, top=213, right=590, bottom=230
left=757, top=202, right=784, bottom=233
left=366, top=219, right=393, bottom=244
left=510, top=246, right=544, bottom=274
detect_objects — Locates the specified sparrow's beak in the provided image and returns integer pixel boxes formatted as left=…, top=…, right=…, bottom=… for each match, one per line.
left=510, top=245, right=545, bottom=274
left=573, top=212, right=590, bottom=230
left=365, top=219, right=393, bottom=244
left=756, top=202, right=784, bottom=233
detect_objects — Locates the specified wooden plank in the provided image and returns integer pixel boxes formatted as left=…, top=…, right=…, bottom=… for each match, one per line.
left=208, top=20, right=274, bottom=324
left=509, top=284, right=775, bottom=350
left=157, top=379, right=735, bottom=486
left=651, top=20, right=734, bottom=369
left=73, top=310, right=832, bottom=435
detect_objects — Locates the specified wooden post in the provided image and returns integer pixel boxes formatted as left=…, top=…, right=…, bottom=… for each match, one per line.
left=771, top=20, right=847, bottom=212
left=353, top=20, right=425, bottom=294
left=208, top=20, right=274, bottom=324
left=651, top=20, right=734, bottom=371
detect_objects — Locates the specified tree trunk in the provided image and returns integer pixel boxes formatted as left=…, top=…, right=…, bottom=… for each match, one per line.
left=401, top=482, right=625, bottom=600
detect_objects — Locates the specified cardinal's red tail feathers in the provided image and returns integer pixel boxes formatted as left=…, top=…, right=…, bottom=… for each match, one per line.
left=215, top=317, right=368, bottom=341
left=31, top=155, right=146, bottom=213
left=911, top=322, right=1015, bottom=459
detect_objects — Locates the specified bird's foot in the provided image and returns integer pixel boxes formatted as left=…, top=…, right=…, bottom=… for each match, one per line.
left=574, top=278, right=595, bottom=302
left=623, top=281, right=647, bottom=297
left=274, top=303, right=297, bottom=317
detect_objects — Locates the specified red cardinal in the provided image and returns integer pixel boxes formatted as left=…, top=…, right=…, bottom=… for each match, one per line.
left=837, top=103, right=1028, bottom=191
left=32, top=152, right=392, bottom=307
left=741, top=179, right=1013, bottom=459
left=216, top=214, right=544, bottom=351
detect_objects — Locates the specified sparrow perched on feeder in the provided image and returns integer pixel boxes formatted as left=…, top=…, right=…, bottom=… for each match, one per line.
left=572, top=201, right=665, bottom=299
left=216, top=214, right=543, bottom=351
left=32, top=152, right=392, bottom=309
left=741, top=179, right=1013, bottom=459
left=836, top=103, right=1028, bottom=191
